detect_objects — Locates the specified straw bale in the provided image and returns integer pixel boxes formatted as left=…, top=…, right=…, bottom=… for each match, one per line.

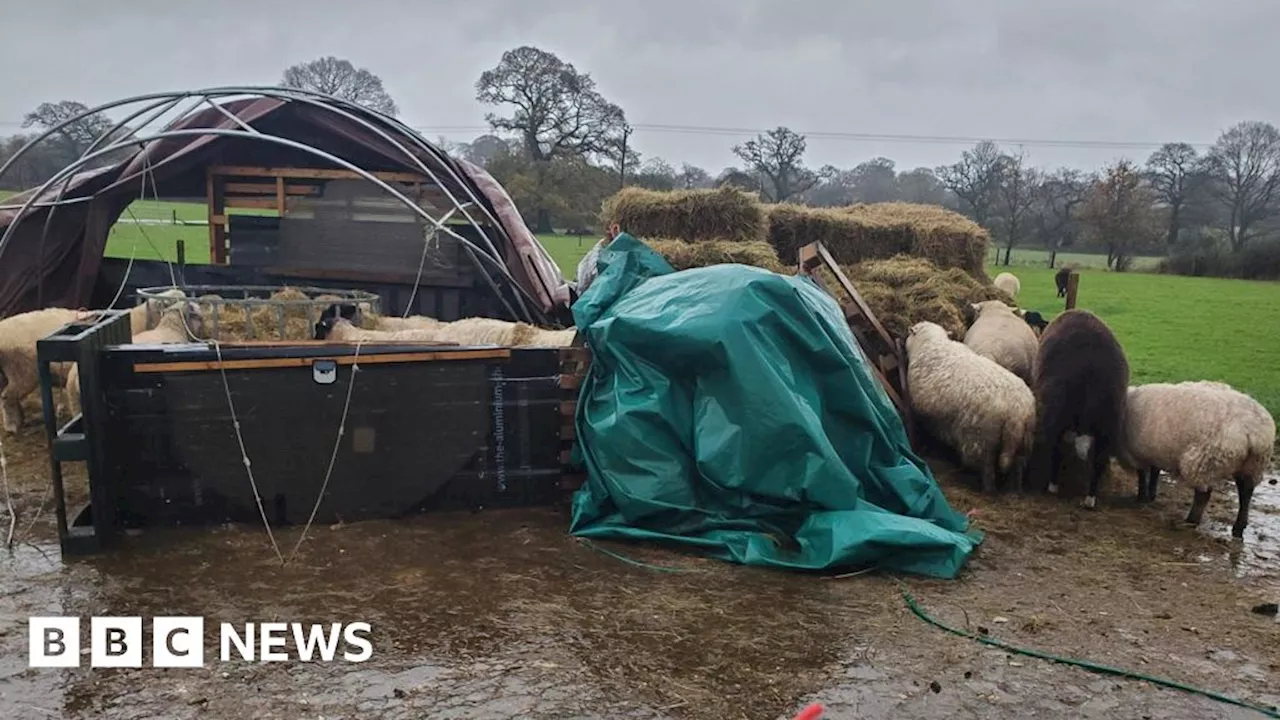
left=823, top=255, right=1008, bottom=341
left=245, top=287, right=314, bottom=341
left=765, top=202, right=991, bottom=280
left=644, top=239, right=787, bottom=273
left=601, top=186, right=767, bottom=244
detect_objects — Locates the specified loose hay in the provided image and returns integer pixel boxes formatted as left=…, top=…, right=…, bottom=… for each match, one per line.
left=766, top=202, right=991, bottom=280
left=245, top=287, right=314, bottom=341
left=643, top=239, right=786, bottom=273
left=829, top=255, right=1010, bottom=340
left=600, top=186, right=767, bottom=244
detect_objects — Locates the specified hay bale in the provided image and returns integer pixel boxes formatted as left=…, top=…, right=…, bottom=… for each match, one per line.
left=827, top=255, right=1009, bottom=341
left=601, top=186, right=767, bottom=244
left=766, top=203, right=912, bottom=267
left=765, top=202, right=991, bottom=280
left=644, top=239, right=787, bottom=273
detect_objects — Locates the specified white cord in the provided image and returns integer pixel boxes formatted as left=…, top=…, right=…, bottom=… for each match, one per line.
left=213, top=338, right=285, bottom=565
left=286, top=340, right=363, bottom=562
left=1, top=434, right=14, bottom=549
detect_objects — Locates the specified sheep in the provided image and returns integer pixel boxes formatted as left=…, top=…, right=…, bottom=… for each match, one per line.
left=963, top=300, right=1039, bottom=384
left=1031, top=309, right=1130, bottom=508
left=1054, top=267, right=1071, bottom=297
left=993, top=272, right=1021, bottom=301
left=315, top=302, right=441, bottom=334
left=314, top=305, right=579, bottom=347
left=65, top=301, right=208, bottom=416
left=132, top=300, right=208, bottom=344
left=1118, top=380, right=1275, bottom=538
left=0, top=307, right=95, bottom=433
left=904, top=320, right=1037, bottom=493
left=1017, top=309, right=1049, bottom=335
left=127, top=287, right=187, bottom=335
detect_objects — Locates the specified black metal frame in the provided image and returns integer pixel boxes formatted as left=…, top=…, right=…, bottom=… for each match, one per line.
left=35, top=310, right=579, bottom=557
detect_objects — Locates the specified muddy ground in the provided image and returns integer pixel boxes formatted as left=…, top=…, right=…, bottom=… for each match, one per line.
left=1, top=400, right=1278, bottom=720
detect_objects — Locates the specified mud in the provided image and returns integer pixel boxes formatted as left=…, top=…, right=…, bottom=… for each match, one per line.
left=1, top=411, right=1279, bottom=719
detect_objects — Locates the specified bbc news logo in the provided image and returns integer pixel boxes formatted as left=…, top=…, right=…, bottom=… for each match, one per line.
left=29, top=617, right=373, bottom=668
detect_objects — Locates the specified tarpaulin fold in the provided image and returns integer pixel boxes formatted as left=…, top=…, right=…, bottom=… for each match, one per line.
left=568, top=233, right=981, bottom=579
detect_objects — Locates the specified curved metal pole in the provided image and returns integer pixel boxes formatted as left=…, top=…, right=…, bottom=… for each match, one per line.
left=36, top=94, right=193, bottom=306
left=228, top=87, right=533, bottom=319
left=0, top=86, right=551, bottom=321
left=0, top=127, right=542, bottom=323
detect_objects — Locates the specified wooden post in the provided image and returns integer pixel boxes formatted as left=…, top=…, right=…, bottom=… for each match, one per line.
left=176, top=239, right=185, bottom=267
left=1065, top=271, right=1080, bottom=310
left=275, top=176, right=286, bottom=214
left=206, top=167, right=227, bottom=264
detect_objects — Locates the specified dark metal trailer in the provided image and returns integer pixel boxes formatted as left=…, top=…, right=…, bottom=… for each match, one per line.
left=37, top=310, right=586, bottom=556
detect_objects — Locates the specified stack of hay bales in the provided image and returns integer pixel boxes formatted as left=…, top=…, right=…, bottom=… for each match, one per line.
left=765, top=202, right=991, bottom=281
left=597, top=187, right=1005, bottom=341
left=600, top=186, right=787, bottom=273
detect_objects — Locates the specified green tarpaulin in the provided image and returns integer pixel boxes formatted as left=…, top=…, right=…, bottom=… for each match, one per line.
left=568, top=234, right=981, bottom=579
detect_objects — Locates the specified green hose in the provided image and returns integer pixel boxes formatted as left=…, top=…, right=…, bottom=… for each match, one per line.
left=577, top=538, right=1280, bottom=718
left=902, top=589, right=1280, bottom=719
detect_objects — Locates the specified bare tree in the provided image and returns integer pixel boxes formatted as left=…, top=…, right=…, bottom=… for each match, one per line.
left=1204, top=120, right=1280, bottom=251
left=21, top=100, right=117, bottom=161
left=935, top=140, right=1005, bottom=226
left=731, top=126, right=824, bottom=202
left=994, top=151, right=1040, bottom=265
left=1144, top=142, right=1204, bottom=247
left=1032, top=167, right=1090, bottom=268
left=716, top=167, right=764, bottom=194
left=475, top=46, right=627, bottom=163
left=848, top=157, right=899, bottom=203
left=1080, top=159, right=1161, bottom=271
left=280, top=56, right=399, bottom=116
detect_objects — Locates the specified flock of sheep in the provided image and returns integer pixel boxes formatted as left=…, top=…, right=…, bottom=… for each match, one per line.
left=0, top=287, right=578, bottom=436
left=906, top=270, right=1276, bottom=538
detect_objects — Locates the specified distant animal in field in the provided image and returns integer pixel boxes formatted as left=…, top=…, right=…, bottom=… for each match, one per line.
left=1055, top=267, right=1071, bottom=297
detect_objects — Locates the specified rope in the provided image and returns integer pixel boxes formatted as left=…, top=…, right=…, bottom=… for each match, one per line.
left=1, top=434, right=14, bottom=549
left=286, top=340, right=363, bottom=562
left=576, top=538, right=698, bottom=573
left=901, top=588, right=1280, bottom=718
left=212, top=339, right=284, bottom=565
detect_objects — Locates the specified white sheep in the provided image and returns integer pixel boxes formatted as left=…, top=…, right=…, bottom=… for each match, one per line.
left=964, top=299, right=1039, bottom=384
left=317, top=314, right=577, bottom=347
left=905, top=320, right=1037, bottom=493
left=993, top=272, right=1020, bottom=301
left=65, top=301, right=207, bottom=417
left=127, top=287, right=188, bottom=335
left=1118, top=380, right=1275, bottom=537
left=0, top=307, right=95, bottom=433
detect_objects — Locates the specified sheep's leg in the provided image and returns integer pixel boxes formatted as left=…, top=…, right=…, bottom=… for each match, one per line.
left=1082, top=433, right=1111, bottom=510
left=1, top=393, right=21, bottom=434
left=1007, top=454, right=1027, bottom=494
left=1185, top=485, right=1212, bottom=527
left=1232, top=473, right=1256, bottom=539
left=1146, top=467, right=1161, bottom=502
left=980, top=449, right=998, bottom=494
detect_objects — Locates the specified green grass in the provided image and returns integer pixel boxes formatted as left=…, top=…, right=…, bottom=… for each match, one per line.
left=987, top=246, right=1162, bottom=270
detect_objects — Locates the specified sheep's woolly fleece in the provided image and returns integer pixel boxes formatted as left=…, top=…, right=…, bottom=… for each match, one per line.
left=963, top=300, right=1038, bottom=384
left=905, top=320, right=1036, bottom=491
left=1120, top=381, right=1275, bottom=487
left=0, top=307, right=92, bottom=432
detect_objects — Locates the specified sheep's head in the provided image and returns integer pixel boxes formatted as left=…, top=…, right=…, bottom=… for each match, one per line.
left=971, top=299, right=1015, bottom=317
left=315, top=303, right=361, bottom=339
left=1022, top=310, right=1048, bottom=334
left=905, top=321, right=948, bottom=356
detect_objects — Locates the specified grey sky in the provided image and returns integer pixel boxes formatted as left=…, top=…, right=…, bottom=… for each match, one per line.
left=2, top=0, right=1275, bottom=174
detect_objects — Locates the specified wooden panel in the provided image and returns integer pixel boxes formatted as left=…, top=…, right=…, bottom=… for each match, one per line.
left=210, top=165, right=425, bottom=183
left=133, top=348, right=511, bottom=373
left=224, top=197, right=281, bottom=210
left=223, top=182, right=318, bottom=196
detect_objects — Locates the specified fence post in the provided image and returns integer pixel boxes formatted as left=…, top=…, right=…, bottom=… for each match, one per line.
left=1064, top=271, right=1080, bottom=310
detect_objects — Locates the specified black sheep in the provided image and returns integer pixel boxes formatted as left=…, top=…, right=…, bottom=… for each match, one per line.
left=1031, top=309, right=1129, bottom=509
left=1054, top=267, right=1071, bottom=297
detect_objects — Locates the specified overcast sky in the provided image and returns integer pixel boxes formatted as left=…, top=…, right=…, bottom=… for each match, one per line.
left=2, top=0, right=1275, bottom=174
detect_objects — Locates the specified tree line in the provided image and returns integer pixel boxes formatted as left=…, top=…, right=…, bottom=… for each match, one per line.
left=3, top=49, right=1279, bottom=279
